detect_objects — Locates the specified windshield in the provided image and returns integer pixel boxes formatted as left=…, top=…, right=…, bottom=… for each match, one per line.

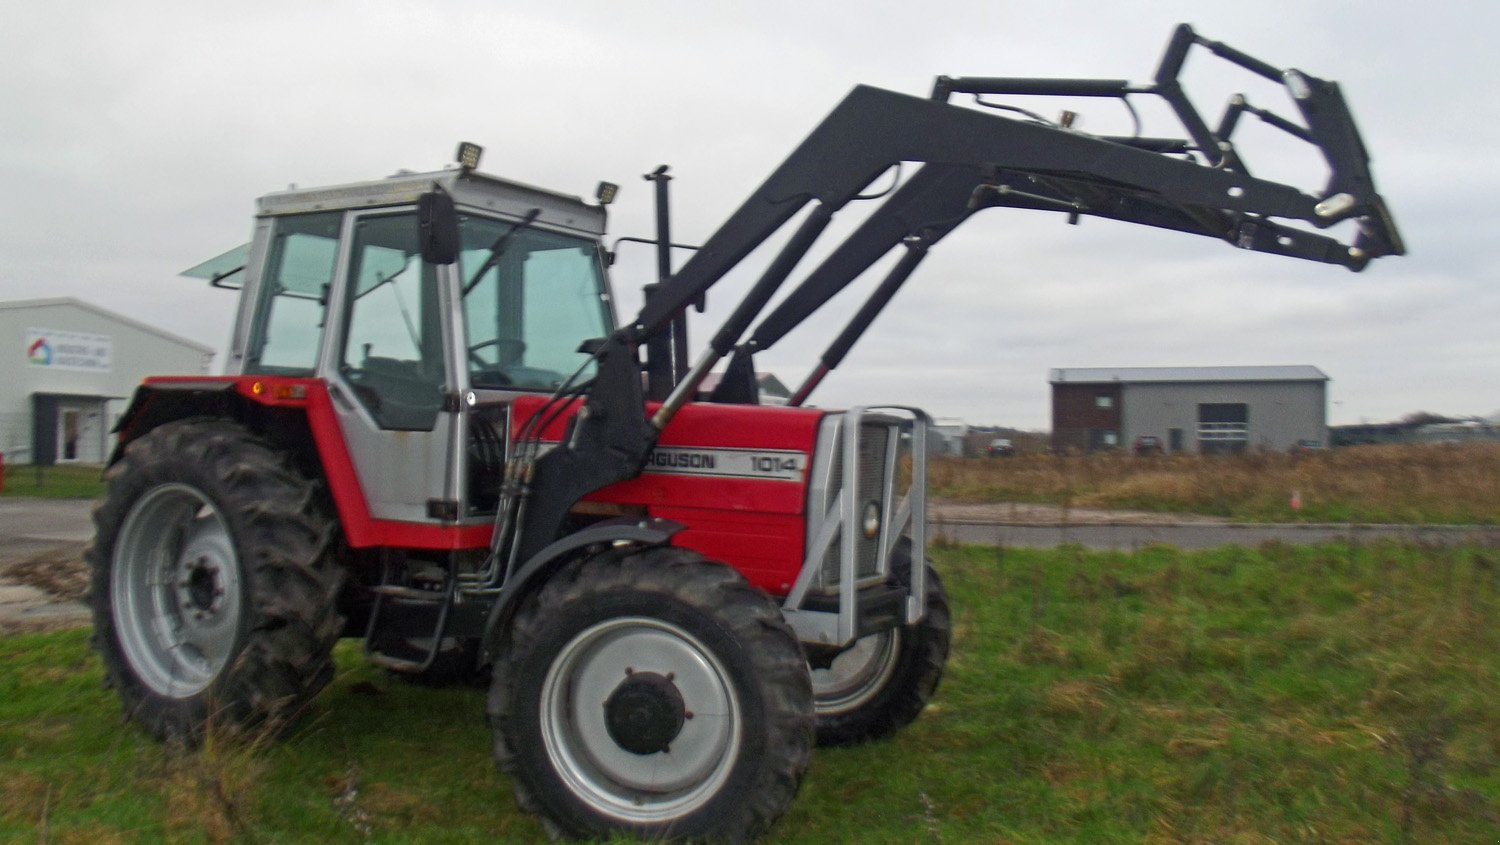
left=457, top=215, right=611, bottom=391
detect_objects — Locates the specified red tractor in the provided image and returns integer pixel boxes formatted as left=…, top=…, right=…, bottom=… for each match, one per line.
left=89, top=25, right=1400, bottom=841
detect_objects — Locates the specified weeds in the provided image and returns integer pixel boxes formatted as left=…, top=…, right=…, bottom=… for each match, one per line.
left=931, top=442, right=1500, bottom=524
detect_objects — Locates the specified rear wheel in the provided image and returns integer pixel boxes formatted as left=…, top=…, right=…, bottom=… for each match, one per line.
left=88, top=419, right=343, bottom=741
left=812, top=543, right=950, bottom=746
left=490, top=546, right=813, bottom=842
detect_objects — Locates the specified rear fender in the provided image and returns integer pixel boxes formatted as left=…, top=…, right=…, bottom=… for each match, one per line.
left=481, top=517, right=684, bottom=659
left=110, top=381, right=320, bottom=471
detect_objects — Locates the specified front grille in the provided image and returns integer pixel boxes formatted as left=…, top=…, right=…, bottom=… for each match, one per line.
left=854, top=424, right=890, bottom=580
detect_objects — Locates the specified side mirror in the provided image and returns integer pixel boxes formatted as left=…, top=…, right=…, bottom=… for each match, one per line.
left=417, top=189, right=460, bottom=265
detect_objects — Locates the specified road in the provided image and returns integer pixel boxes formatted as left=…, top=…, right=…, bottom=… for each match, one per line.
left=1, top=498, right=1493, bottom=631
left=932, top=520, right=1496, bottom=550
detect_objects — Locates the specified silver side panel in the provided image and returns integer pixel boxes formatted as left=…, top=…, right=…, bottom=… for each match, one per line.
left=782, top=406, right=929, bottom=649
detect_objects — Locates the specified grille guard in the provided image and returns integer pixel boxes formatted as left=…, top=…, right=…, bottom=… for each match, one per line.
left=782, top=406, right=929, bottom=649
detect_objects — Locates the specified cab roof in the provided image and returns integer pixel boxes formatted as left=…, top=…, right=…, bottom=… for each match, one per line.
left=255, top=167, right=608, bottom=237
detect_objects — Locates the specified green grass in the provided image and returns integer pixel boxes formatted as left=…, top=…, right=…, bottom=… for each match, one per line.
left=3, top=542, right=1498, bottom=842
left=0, top=464, right=105, bottom=499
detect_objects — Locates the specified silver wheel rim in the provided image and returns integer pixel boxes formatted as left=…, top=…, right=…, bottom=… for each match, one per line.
left=539, top=616, right=741, bottom=822
left=111, top=483, right=242, bottom=698
left=811, top=629, right=901, bottom=715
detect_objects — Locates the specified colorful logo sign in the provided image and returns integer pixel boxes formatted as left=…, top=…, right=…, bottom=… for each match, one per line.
left=25, top=328, right=111, bottom=372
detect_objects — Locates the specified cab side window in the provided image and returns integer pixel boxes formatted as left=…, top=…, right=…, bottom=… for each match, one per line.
left=245, top=213, right=342, bottom=374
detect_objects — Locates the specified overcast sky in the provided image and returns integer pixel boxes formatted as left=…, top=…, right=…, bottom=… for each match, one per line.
left=2, top=1, right=1492, bottom=429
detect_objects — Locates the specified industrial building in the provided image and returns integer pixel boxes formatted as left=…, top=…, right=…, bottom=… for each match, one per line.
left=0, top=298, right=213, bottom=465
left=1050, top=366, right=1329, bottom=454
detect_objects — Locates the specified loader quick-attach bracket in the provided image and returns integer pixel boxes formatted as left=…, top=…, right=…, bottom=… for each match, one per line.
left=501, top=23, right=1403, bottom=571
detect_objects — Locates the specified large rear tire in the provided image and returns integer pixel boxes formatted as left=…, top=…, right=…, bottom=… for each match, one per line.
left=88, top=419, right=344, bottom=741
left=489, top=546, right=813, bottom=842
left=811, top=542, right=950, bottom=746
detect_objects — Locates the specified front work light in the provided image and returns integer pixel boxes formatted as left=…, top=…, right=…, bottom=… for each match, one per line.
left=456, top=142, right=484, bottom=171
left=595, top=181, right=619, bottom=205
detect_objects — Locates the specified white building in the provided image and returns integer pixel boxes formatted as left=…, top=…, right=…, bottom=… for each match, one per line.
left=0, top=298, right=214, bottom=465
left=930, top=418, right=969, bottom=455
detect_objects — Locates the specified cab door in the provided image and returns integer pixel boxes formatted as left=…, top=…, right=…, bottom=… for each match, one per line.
left=324, top=210, right=460, bottom=524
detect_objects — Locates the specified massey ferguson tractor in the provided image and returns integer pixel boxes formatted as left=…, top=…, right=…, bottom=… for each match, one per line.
left=89, top=26, right=1401, bottom=842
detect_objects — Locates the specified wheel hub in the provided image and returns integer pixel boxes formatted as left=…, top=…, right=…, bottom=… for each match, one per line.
left=178, top=556, right=226, bottom=620
left=604, top=671, right=687, bottom=755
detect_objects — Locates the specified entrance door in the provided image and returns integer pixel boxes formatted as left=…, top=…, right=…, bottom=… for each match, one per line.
left=326, top=211, right=458, bottom=523
left=1198, top=403, right=1249, bottom=455
left=58, top=410, right=80, bottom=462
left=54, top=401, right=106, bottom=463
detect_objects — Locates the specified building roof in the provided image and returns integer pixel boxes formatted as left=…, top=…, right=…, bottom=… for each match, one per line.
left=0, top=297, right=215, bottom=355
left=1050, top=365, right=1328, bottom=385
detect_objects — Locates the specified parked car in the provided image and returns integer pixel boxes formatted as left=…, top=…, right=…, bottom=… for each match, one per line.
left=986, top=437, right=1016, bottom=457
left=1133, top=435, right=1163, bottom=455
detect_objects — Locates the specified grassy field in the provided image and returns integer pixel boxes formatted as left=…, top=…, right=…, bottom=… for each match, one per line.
left=0, top=464, right=105, bottom=499
left=2, top=540, right=1497, bottom=843
left=932, top=443, right=1500, bottom=524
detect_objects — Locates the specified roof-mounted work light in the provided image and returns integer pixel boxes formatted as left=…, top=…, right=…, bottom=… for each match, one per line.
left=595, top=181, right=619, bottom=205
left=455, top=142, right=484, bottom=171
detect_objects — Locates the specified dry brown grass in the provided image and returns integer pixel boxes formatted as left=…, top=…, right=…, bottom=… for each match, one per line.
left=931, top=443, right=1500, bottom=523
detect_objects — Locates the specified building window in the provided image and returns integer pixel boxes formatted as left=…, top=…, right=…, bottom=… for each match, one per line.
left=1095, top=394, right=1114, bottom=409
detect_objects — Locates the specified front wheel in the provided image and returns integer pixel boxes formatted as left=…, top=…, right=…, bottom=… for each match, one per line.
left=489, top=546, right=813, bottom=842
left=811, top=542, right=950, bottom=746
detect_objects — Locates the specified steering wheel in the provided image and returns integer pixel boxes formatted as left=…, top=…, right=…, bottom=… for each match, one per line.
left=468, top=338, right=526, bottom=388
left=468, top=337, right=526, bottom=367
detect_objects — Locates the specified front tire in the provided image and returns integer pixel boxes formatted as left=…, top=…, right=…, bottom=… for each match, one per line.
left=490, top=546, right=813, bottom=842
left=88, top=419, right=344, bottom=741
left=812, top=542, right=950, bottom=746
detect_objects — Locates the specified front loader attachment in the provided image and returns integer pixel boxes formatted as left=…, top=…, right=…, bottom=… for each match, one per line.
left=495, top=23, right=1405, bottom=580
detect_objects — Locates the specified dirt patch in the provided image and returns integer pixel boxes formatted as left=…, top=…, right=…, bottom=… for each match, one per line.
left=0, top=542, right=90, bottom=634
left=0, top=542, right=88, bottom=601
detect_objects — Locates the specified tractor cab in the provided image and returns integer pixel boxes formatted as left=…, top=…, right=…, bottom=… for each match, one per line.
left=217, top=155, right=617, bottom=524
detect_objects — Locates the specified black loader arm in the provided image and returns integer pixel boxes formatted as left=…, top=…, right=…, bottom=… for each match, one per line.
left=500, top=23, right=1404, bottom=570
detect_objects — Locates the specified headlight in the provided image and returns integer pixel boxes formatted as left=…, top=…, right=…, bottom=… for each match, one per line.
left=861, top=501, right=881, bottom=539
